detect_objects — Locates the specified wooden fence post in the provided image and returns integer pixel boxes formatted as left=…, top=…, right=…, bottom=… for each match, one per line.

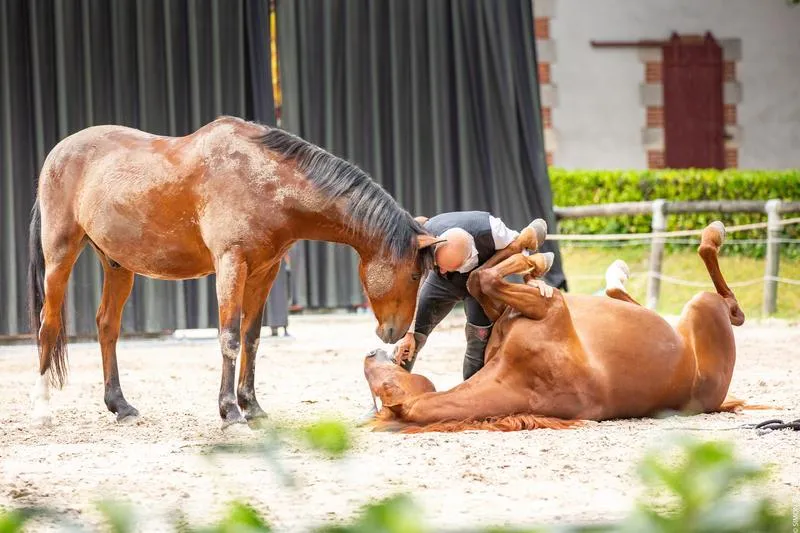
left=646, top=199, right=667, bottom=310
left=763, top=199, right=782, bottom=316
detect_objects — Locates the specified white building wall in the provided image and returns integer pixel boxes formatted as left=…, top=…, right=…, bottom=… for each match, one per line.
left=548, top=0, right=800, bottom=169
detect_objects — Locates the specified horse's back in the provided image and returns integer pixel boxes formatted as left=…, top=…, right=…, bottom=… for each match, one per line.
left=37, top=118, right=291, bottom=280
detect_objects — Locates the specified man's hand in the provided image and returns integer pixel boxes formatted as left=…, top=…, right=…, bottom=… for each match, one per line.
left=392, top=332, right=417, bottom=364
left=526, top=279, right=555, bottom=298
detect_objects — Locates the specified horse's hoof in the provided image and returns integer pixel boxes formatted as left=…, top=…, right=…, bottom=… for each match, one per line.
left=609, top=259, right=630, bottom=279
left=710, top=220, right=726, bottom=242
left=245, top=415, right=270, bottom=430
left=116, top=406, right=140, bottom=424
left=116, top=413, right=141, bottom=425
left=540, top=252, right=555, bottom=274
left=529, top=219, right=548, bottom=247
left=221, top=420, right=252, bottom=436
left=31, top=414, right=52, bottom=427
left=605, top=259, right=630, bottom=290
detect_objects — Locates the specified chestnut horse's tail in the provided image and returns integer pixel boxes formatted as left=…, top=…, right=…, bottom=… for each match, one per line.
left=28, top=198, right=69, bottom=388
left=369, top=413, right=583, bottom=434
left=718, top=395, right=777, bottom=412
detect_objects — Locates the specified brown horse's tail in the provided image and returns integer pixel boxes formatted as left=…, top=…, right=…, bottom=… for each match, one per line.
left=369, top=413, right=584, bottom=434
left=28, top=198, right=69, bottom=388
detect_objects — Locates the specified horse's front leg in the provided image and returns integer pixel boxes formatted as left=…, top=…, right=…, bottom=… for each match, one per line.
left=467, top=219, right=550, bottom=321
left=475, top=252, right=558, bottom=321
left=214, top=249, right=249, bottom=431
left=237, top=264, right=281, bottom=426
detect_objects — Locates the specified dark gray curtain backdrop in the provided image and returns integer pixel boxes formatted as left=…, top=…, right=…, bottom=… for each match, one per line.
left=0, top=0, right=286, bottom=337
left=276, top=0, right=567, bottom=309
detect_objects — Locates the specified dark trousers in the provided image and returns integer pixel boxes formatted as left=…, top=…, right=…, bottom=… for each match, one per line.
left=413, top=272, right=491, bottom=337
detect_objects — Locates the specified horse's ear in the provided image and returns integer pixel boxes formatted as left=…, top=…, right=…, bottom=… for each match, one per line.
left=414, top=215, right=429, bottom=225
left=417, top=234, right=446, bottom=249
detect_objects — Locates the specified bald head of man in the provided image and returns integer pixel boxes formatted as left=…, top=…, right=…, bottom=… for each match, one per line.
left=433, top=227, right=473, bottom=275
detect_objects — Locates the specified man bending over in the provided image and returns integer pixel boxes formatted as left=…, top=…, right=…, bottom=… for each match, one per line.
left=394, top=210, right=547, bottom=380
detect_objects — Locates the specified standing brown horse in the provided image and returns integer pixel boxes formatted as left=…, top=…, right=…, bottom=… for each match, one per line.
left=364, top=220, right=750, bottom=433
left=28, top=116, right=437, bottom=430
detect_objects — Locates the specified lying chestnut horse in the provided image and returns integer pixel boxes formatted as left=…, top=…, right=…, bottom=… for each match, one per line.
left=364, top=220, right=747, bottom=433
left=28, top=116, right=437, bottom=430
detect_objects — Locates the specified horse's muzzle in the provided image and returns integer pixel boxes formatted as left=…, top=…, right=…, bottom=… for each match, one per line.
left=375, top=324, right=402, bottom=344
left=365, top=348, right=392, bottom=363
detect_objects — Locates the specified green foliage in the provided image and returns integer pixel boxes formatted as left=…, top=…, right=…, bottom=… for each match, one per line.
left=0, top=509, right=32, bottom=533
left=96, top=500, right=138, bottom=533
left=302, top=419, right=352, bottom=458
left=184, top=501, right=272, bottom=533
left=617, top=437, right=791, bottom=533
left=315, top=494, right=425, bottom=533
left=1, top=424, right=791, bottom=533
left=549, top=169, right=800, bottom=258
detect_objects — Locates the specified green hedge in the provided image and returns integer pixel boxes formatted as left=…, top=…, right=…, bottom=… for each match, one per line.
left=549, top=169, right=800, bottom=257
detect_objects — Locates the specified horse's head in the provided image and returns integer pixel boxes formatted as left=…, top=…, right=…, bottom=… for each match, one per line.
left=358, top=233, right=440, bottom=344
left=364, top=348, right=436, bottom=415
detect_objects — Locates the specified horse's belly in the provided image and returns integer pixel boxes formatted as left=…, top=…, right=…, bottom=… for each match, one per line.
left=488, top=296, right=694, bottom=419
left=104, top=239, right=214, bottom=280
left=86, top=218, right=214, bottom=280
left=566, top=296, right=693, bottom=415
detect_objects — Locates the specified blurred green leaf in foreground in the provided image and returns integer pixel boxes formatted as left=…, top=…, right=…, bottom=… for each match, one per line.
left=2, top=422, right=793, bottom=533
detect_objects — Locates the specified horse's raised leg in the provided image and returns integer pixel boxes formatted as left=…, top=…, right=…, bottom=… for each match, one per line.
left=237, top=265, right=280, bottom=426
left=95, top=261, right=138, bottom=422
left=470, top=252, right=558, bottom=321
left=604, top=259, right=641, bottom=306
left=698, top=221, right=744, bottom=325
left=215, top=250, right=249, bottom=430
left=676, top=221, right=742, bottom=413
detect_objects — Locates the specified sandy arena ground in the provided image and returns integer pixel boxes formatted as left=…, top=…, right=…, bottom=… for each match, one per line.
left=1, top=312, right=798, bottom=532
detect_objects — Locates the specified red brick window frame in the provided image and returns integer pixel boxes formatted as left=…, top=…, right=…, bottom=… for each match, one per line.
left=541, top=107, right=552, bottom=129
left=645, top=62, right=662, bottom=83
left=538, top=62, right=551, bottom=84
left=646, top=106, right=664, bottom=128
left=534, top=18, right=549, bottom=40
left=647, top=150, right=665, bottom=169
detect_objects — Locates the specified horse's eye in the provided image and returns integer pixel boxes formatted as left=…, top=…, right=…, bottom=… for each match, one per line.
left=411, top=273, right=421, bottom=281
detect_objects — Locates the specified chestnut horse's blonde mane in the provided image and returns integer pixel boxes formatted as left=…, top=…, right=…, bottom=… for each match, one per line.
left=252, top=125, right=434, bottom=270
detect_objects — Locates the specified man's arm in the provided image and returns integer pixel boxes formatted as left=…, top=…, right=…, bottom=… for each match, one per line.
left=470, top=217, right=547, bottom=278
left=393, top=275, right=427, bottom=364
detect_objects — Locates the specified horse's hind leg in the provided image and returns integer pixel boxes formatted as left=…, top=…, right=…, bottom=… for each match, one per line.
left=676, top=221, right=741, bottom=413
left=96, top=260, right=138, bottom=422
left=698, top=221, right=744, bottom=325
left=604, top=259, right=641, bottom=306
left=30, top=222, right=85, bottom=425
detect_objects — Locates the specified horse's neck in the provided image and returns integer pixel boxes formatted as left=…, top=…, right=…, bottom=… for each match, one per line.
left=291, top=202, right=378, bottom=258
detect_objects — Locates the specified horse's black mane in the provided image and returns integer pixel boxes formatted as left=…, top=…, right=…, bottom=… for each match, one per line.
left=252, top=125, right=433, bottom=270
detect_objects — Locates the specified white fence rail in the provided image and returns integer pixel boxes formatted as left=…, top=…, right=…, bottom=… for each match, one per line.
left=549, top=199, right=800, bottom=315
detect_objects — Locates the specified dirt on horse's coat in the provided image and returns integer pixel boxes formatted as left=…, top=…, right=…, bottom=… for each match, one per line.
left=28, top=116, right=439, bottom=430
left=365, top=221, right=752, bottom=433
